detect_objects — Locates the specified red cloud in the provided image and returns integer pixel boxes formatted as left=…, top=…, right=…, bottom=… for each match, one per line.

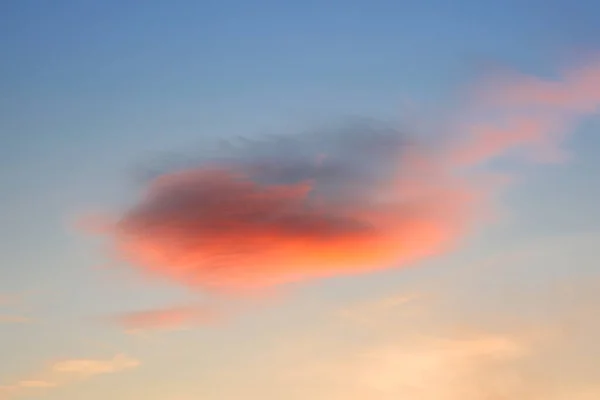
left=87, top=60, right=600, bottom=294
left=109, top=154, right=478, bottom=291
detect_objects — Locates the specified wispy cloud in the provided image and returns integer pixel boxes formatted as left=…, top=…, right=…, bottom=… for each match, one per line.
left=52, top=354, right=140, bottom=377
left=342, top=334, right=528, bottom=400
left=338, top=293, right=422, bottom=327
left=7, top=380, right=57, bottom=390
left=450, top=60, right=600, bottom=166
left=115, top=305, right=220, bottom=332
left=0, top=354, right=140, bottom=399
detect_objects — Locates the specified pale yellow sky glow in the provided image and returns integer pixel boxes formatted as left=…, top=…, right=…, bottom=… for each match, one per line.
left=1, top=237, right=600, bottom=400
left=2, top=4, right=600, bottom=398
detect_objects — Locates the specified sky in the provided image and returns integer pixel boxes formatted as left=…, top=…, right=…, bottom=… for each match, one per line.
left=1, top=1, right=600, bottom=399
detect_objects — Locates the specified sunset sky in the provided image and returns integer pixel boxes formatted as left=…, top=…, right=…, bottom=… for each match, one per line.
left=2, top=1, right=600, bottom=399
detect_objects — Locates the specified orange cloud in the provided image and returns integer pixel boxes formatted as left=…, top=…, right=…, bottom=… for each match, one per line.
left=88, top=60, right=600, bottom=294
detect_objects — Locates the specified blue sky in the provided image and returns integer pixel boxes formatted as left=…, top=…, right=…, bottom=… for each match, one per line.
left=1, top=1, right=600, bottom=399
